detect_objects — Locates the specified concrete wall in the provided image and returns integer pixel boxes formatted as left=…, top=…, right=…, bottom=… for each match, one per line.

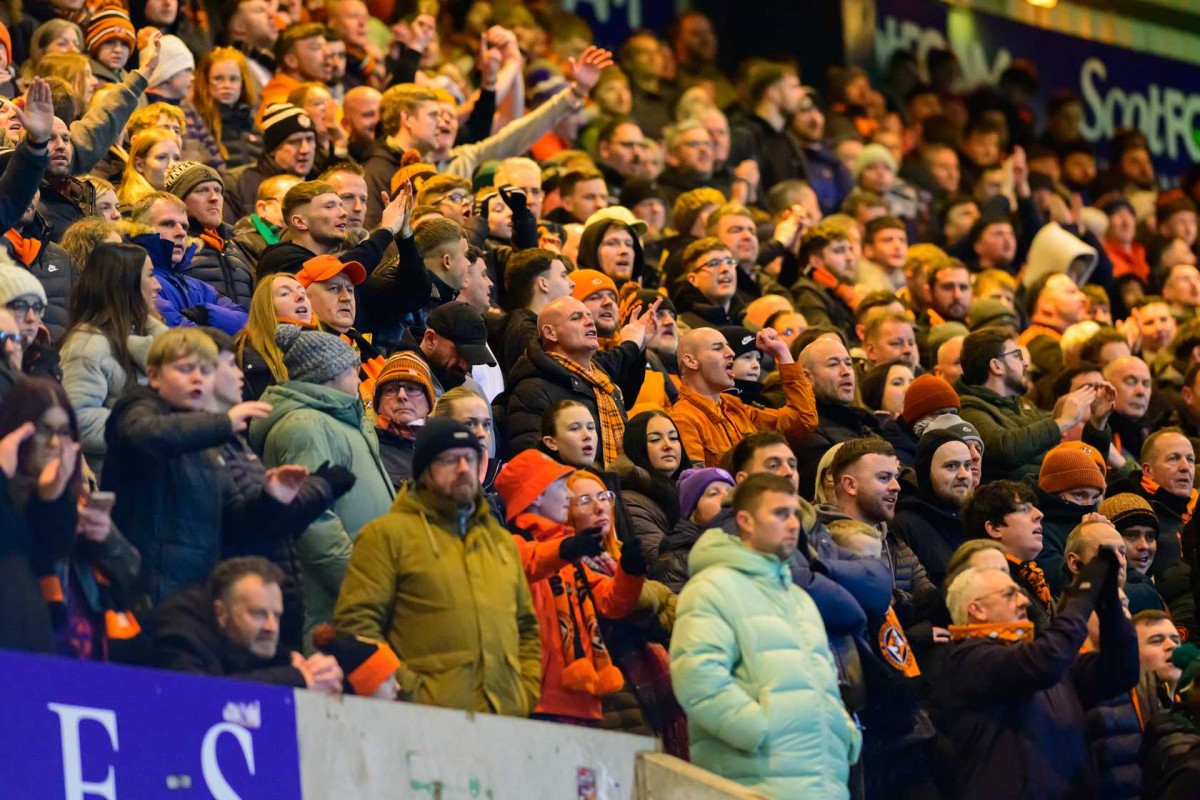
left=636, top=753, right=772, bottom=800
left=295, top=690, right=657, bottom=799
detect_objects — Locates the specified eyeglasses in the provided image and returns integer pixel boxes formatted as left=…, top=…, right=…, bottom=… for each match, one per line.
left=381, top=382, right=428, bottom=398
left=438, top=192, right=471, bottom=205
left=33, top=422, right=73, bottom=444
left=574, top=491, right=615, bottom=508
left=693, top=256, right=738, bottom=273
left=0, top=331, right=23, bottom=348
left=972, top=586, right=1022, bottom=605
left=678, top=139, right=713, bottom=150
left=998, top=348, right=1026, bottom=363
left=431, top=451, right=479, bottom=469
left=7, top=299, right=45, bottom=316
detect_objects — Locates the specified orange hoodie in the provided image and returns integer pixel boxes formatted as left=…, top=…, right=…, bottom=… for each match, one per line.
left=511, top=513, right=644, bottom=721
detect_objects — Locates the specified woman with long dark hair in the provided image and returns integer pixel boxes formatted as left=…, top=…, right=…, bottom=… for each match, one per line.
left=613, top=410, right=693, bottom=560
left=59, top=242, right=165, bottom=477
left=0, top=378, right=141, bottom=659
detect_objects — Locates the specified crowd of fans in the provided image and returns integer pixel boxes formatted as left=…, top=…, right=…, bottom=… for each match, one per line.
left=7, top=0, right=1200, bottom=797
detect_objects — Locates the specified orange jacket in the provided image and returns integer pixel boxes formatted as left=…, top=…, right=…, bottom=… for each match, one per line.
left=511, top=513, right=644, bottom=721
left=670, top=362, right=818, bottom=467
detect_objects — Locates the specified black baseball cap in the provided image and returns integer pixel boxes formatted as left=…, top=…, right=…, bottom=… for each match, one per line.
left=427, top=302, right=497, bottom=367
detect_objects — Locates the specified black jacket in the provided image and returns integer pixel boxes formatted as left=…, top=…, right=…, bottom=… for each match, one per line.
left=889, top=488, right=965, bottom=589
left=504, top=339, right=647, bottom=458
left=224, top=153, right=311, bottom=225
left=493, top=307, right=538, bottom=376
left=186, top=219, right=256, bottom=309
left=729, top=113, right=808, bottom=196
left=793, top=400, right=882, bottom=501
left=0, top=219, right=79, bottom=342
left=880, top=416, right=918, bottom=467
left=361, top=138, right=404, bottom=229
left=217, top=101, right=263, bottom=171
left=1032, top=487, right=1097, bottom=597
left=651, top=518, right=704, bottom=593
left=102, top=387, right=276, bottom=604
left=154, top=585, right=307, bottom=686
left=790, top=274, right=858, bottom=343
left=936, top=583, right=1139, bottom=800
left=375, top=425, right=415, bottom=489
left=670, top=281, right=747, bottom=329
left=0, top=141, right=49, bottom=238
left=218, top=436, right=335, bottom=654
left=37, top=175, right=87, bottom=243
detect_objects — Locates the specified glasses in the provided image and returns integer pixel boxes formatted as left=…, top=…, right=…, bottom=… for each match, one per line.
left=973, top=586, right=1022, bottom=605
left=7, top=299, right=45, bottom=316
left=678, top=139, right=713, bottom=150
left=381, top=382, right=427, bottom=398
left=431, top=451, right=479, bottom=469
left=0, top=331, right=23, bottom=348
left=574, top=491, right=615, bottom=508
left=33, top=422, right=73, bottom=444
left=438, top=192, right=471, bottom=205
left=693, top=257, right=738, bottom=273
left=998, top=348, right=1026, bottom=363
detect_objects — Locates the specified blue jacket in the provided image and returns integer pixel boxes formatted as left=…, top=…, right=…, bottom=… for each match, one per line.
left=671, top=528, right=861, bottom=799
left=131, top=234, right=248, bottom=336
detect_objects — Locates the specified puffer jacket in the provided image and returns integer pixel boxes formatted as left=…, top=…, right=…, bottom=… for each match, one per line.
left=793, top=399, right=882, bottom=501
left=218, top=436, right=337, bottom=654
left=670, top=281, right=747, bottom=329
left=59, top=318, right=168, bottom=478
left=652, top=518, right=705, bottom=593
left=132, top=234, right=248, bottom=336
left=248, top=380, right=394, bottom=637
left=1, top=217, right=80, bottom=342
left=613, top=454, right=675, bottom=562
left=334, top=483, right=541, bottom=716
left=1085, top=679, right=1151, bottom=800
left=671, top=528, right=861, bottom=799
left=101, top=386, right=255, bottom=604
left=504, top=338, right=646, bottom=458
left=889, top=488, right=965, bottom=589
left=185, top=219, right=256, bottom=309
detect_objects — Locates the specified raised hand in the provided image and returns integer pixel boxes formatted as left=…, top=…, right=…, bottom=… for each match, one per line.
left=619, top=296, right=662, bottom=349
left=569, top=46, right=615, bottom=95
left=16, top=77, right=53, bottom=144
left=264, top=465, right=311, bottom=505
left=138, top=30, right=163, bottom=77
left=228, top=401, right=272, bottom=433
left=756, top=327, right=793, bottom=364
left=380, top=180, right=415, bottom=236
left=0, top=422, right=33, bottom=479
left=478, top=34, right=503, bottom=85
left=1056, top=385, right=1096, bottom=431
left=38, top=439, right=80, bottom=501
left=409, top=14, right=437, bottom=52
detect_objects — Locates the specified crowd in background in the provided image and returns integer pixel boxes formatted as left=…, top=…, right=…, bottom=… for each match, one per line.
left=6, top=0, right=1200, bottom=797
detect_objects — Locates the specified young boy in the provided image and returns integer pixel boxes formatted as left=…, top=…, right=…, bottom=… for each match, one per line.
left=103, top=328, right=274, bottom=603
left=494, top=449, right=646, bottom=725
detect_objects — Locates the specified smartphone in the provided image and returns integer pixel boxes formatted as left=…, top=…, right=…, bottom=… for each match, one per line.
left=87, top=491, right=116, bottom=513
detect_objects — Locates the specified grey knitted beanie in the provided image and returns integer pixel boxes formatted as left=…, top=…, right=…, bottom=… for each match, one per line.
left=274, top=323, right=360, bottom=385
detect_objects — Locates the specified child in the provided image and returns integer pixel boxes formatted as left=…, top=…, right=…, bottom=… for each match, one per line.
left=495, top=449, right=646, bottom=726
left=102, top=328, right=276, bottom=603
left=85, top=7, right=137, bottom=86
left=653, top=467, right=734, bottom=593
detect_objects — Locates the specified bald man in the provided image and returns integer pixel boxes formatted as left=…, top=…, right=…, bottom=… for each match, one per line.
left=743, top=293, right=794, bottom=330
left=792, top=334, right=886, bottom=498
left=1063, top=519, right=1128, bottom=588
left=342, top=86, right=382, bottom=161
left=1103, top=355, right=1160, bottom=461
left=669, top=326, right=816, bottom=466
left=935, top=335, right=964, bottom=386
left=505, top=296, right=657, bottom=463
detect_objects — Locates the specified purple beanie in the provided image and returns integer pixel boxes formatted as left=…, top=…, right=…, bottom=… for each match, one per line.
left=678, top=467, right=735, bottom=519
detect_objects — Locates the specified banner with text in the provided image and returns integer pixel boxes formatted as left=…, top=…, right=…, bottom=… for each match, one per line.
left=0, top=651, right=302, bottom=800
left=870, top=0, right=1200, bottom=179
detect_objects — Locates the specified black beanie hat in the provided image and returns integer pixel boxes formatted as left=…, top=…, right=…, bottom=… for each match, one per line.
left=412, top=417, right=483, bottom=480
left=916, top=429, right=968, bottom=498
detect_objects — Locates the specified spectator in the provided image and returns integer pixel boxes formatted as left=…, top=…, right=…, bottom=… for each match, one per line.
left=372, top=351, right=435, bottom=488
left=1033, top=442, right=1107, bottom=594
left=539, top=399, right=599, bottom=469
left=671, top=326, right=816, bottom=467
left=249, top=324, right=393, bottom=637
left=59, top=242, right=166, bottom=477
left=230, top=174, right=302, bottom=264
left=1107, top=428, right=1193, bottom=579
left=653, top=467, right=734, bottom=592
left=860, top=360, right=914, bottom=418
left=191, top=47, right=263, bottom=170
left=232, top=273, right=312, bottom=400
left=939, top=549, right=1138, bottom=799
left=155, top=556, right=343, bottom=691
left=2, top=190, right=79, bottom=343
left=882, top=373, right=960, bottom=466
left=1103, top=355, right=1160, bottom=462
left=495, top=248, right=575, bottom=374
left=163, top=160, right=255, bottom=309
left=729, top=59, right=807, bottom=195
left=791, top=224, right=858, bottom=338
left=506, top=295, right=656, bottom=464
left=956, top=326, right=1108, bottom=483
left=671, top=473, right=861, bottom=798
left=335, top=418, right=540, bottom=716
left=0, top=262, right=58, bottom=382
left=116, top=128, right=181, bottom=208
left=890, top=429, right=973, bottom=587
left=856, top=216, right=908, bottom=295
left=224, top=102, right=317, bottom=224
left=614, top=410, right=693, bottom=561
left=793, top=332, right=881, bottom=496
left=862, top=310, right=918, bottom=370
left=1099, top=493, right=1165, bottom=614
left=101, top=328, right=274, bottom=603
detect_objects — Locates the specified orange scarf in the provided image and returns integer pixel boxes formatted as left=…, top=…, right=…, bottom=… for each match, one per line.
left=199, top=228, right=225, bottom=252
left=1142, top=474, right=1198, bottom=525
left=809, top=265, right=858, bottom=310
left=949, top=620, right=1035, bottom=644
left=1006, top=553, right=1052, bottom=607
left=5, top=230, right=41, bottom=266
left=1017, top=323, right=1064, bottom=348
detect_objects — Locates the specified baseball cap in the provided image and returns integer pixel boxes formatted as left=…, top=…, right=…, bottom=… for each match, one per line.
left=427, top=302, right=497, bottom=367
left=296, top=254, right=366, bottom=288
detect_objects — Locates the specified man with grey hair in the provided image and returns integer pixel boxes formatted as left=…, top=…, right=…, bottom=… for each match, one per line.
left=657, top=118, right=717, bottom=209
left=939, top=547, right=1137, bottom=799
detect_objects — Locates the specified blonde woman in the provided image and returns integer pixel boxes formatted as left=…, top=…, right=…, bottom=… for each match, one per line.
left=35, top=53, right=99, bottom=118
left=191, top=47, right=262, bottom=170
left=233, top=273, right=313, bottom=400
left=116, top=128, right=180, bottom=208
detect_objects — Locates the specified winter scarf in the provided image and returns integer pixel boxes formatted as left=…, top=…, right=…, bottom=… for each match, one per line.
left=548, top=353, right=625, bottom=469
left=1007, top=553, right=1053, bottom=608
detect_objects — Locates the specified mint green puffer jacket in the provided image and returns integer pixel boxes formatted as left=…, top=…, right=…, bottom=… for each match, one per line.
left=670, top=529, right=861, bottom=800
